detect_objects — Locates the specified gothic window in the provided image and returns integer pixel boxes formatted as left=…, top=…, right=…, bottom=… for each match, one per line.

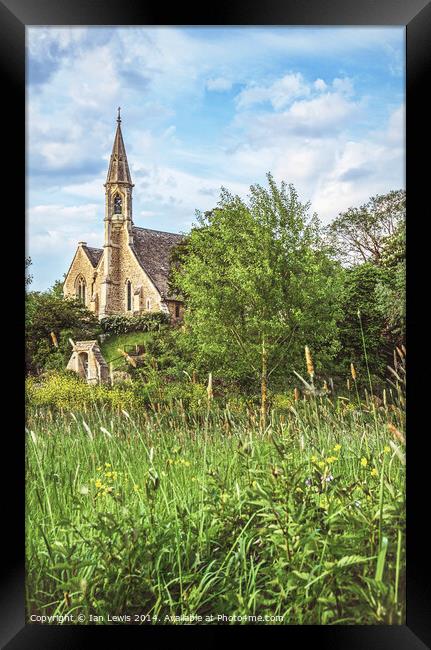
left=76, top=276, right=86, bottom=305
left=146, top=298, right=151, bottom=311
left=113, top=193, right=122, bottom=214
left=126, top=280, right=132, bottom=311
left=175, top=303, right=180, bottom=318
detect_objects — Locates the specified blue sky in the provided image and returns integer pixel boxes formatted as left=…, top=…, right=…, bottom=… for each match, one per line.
left=27, top=26, right=405, bottom=291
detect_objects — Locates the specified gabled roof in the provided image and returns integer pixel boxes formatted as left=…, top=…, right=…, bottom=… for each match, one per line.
left=82, top=245, right=103, bottom=267
left=131, top=226, right=183, bottom=299
left=72, top=340, right=99, bottom=352
left=106, top=110, right=132, bottom=185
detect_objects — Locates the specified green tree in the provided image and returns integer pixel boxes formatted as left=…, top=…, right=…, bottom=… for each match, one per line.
left=337, top=263, right=388, bottom=384
left=374, top=220, right=406, bottom=344
left=172, top=174, right=342, bottom=428
left=25, top=256, right=33, bottom=286
left=26, top=283, right=100, bottom=375
left=326, top=189, right=405, bottom=266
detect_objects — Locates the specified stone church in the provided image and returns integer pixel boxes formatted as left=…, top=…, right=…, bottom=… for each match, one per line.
left=63, top=110, right=184, bottom=323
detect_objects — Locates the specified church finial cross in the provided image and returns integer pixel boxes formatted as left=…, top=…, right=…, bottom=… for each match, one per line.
left=117, top=107, right=121, bottom=124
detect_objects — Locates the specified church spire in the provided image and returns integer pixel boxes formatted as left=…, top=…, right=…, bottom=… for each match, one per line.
left=106, top=107, right=133, bottom=185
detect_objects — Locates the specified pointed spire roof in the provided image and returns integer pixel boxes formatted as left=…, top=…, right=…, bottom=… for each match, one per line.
left=106, top=108, right=133, bottom=185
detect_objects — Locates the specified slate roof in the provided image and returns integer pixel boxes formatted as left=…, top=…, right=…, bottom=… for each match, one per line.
left=131, top=226, right=183, bottom=299
left=82, top=246, right=103, bottom=267
left=77, top=227, right=182, bottom=299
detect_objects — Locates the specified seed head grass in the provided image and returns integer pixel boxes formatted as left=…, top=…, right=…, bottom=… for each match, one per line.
left=26, top=386, right=405, bottom=625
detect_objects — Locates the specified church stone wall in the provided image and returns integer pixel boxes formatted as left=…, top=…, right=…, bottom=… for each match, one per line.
left=63, top=246, right=97, bottom=310
left=63, top=234, right=165, bottom=319
left=166, top=300, right=184, bottom=324
left=63, top=116, right=183, bottom=323
left=106, top=226, right=162, bottom=315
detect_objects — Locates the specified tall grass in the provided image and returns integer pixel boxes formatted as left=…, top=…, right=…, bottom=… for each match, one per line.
left=26, top=377, right=405, bottom=625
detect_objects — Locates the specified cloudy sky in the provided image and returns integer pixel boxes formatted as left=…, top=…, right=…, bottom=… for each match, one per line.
left=27, top=26, right=405, bottom=291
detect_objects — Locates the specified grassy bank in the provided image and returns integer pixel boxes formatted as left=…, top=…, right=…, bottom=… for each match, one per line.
left=26, top=390, right=405, bottom=625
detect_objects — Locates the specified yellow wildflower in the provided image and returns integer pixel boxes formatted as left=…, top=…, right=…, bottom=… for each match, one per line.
left=310, top=455, right=318, bottom=463
left=318, top=460, right=325, bottom=469
left=360, top=457, right=368, bottom=467
left=371, top=468, right=378, bottom=477
left=95, top=479, right=102, bottom=489
left=333, top=444, right=341, bottom=452
left=221, top=492, right=229, bottom=503
left=384, top=445, right=391, bottom=454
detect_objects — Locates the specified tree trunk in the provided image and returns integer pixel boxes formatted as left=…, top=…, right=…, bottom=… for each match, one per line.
left=260, top=334, right=268, bottom=432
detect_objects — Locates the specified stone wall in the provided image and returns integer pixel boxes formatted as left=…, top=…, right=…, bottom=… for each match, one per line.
left=108, top=225, right=162, bottom=315
left=166, top=299, right=185, bottom=324
left=64, top=225, right=180, bottom=322
left=63, top=246, right=99, bottom=311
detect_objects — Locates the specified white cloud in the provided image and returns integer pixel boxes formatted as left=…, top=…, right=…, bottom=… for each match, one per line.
left=332, top=77, right=354, bottom=96
left=233, top=91, right=361, bottom=148
left=27, top=27, right=87, bottom=60
left=28, top=203, right=102, bottom=256
left=386, top=103, right=405, bottom=144
left=26, top=27, right=404, bottom=289
left=287, top=92, right=360, bottom=130
left=67, top=46, right=120, bottom=108
left=236, top=72, right=310, bottom=110
left=314, top=78, right=327, bottom=92
left=206, top=77, right=233, bottom=91
left=63, top=178, right=105, bottom=199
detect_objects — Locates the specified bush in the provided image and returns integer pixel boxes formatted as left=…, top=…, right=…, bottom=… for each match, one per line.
left=25, top=372, right=146, bottom=411
left=272, top=392, right=295, bottom=413
left=100, top=312, right=170, bottom=335
left=25, top=370, right=210, bottom=415
left=26, top=289, right=101, bottom=375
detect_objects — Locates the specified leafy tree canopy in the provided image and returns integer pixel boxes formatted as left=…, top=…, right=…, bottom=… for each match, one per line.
left=26, top=283, right=100, bottom=374
left=325, top=189, right=405, bottom=266
left=172, top=174, right=343, bottom=421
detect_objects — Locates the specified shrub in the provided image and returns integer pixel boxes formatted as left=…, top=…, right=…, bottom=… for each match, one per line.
left=26, top=289, right=101, bottom=375
left=25, top=372, right=146, bottom=412
left=272, top=392, right=295, bottom=413
left=100, top=312, right=170, bottom=335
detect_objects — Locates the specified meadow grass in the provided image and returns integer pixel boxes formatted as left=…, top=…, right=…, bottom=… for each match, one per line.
left=25, top=385, right=405, bottom=625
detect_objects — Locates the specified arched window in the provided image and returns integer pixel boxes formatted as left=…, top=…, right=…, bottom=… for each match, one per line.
left=114, top=193, right=122, bottom=214
left=146, top=297, right=151, bottom=311
left=126, top=280, right=132, bottom=311
left=76, top=276, right=86, bottom=305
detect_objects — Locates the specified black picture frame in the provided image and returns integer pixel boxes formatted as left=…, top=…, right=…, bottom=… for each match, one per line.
left=2, top=0, right=429, bottom=647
